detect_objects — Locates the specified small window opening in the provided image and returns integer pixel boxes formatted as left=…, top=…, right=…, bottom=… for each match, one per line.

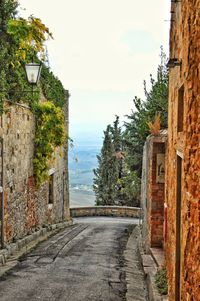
left=177, top=85, right=184, bottom=132
left=48, top=174, right=54, bottom=204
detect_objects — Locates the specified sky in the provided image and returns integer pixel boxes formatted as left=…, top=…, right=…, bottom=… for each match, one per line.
left=18, top=0, right=171, bottom=145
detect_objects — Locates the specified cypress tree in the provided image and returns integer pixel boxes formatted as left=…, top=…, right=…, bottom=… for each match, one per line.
left=93, top=124, right=119, bottom=206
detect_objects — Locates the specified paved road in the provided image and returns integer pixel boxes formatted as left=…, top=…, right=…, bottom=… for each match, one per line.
left=0, top=217, right=146, bottom=301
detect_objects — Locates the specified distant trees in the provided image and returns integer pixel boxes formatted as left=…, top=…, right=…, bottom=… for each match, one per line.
left=93, top=117, right=123, bottom=206
left=93, top=49, right=168, bottom=207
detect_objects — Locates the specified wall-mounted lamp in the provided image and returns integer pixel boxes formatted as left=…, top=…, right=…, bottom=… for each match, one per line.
left=25, top=62, right=42, bottom=85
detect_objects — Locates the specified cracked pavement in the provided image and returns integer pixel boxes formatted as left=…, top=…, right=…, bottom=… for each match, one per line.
left=0, top=217, right=147, bottom=301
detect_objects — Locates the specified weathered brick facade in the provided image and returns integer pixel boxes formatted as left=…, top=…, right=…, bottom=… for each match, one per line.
left=166, top=1, right=200, bottom=300
left=141, top=131, right=167, bottom=253
left=0, top=94, right=70, bottom=245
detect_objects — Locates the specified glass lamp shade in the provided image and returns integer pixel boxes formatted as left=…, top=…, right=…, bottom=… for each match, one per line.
left=25, top=62, right=42, bottom=85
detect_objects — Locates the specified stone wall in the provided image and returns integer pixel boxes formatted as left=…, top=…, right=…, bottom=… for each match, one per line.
left=70, top=206, right=141, bottom=218
left=141, top=132, right=167, bottom=253
left=166, top=1, right=200, bottom=300
left=0, top=96, right=70, bottom=245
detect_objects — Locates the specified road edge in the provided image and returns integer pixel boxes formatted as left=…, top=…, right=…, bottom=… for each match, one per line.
left=0, top=220, right=73, bottom=277
left=124, top=225, right=148, bottom=301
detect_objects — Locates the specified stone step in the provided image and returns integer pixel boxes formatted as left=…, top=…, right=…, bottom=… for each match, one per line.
left=141, top=254, right=157, bottom=275
left=149, top=247, right=165, bottom=267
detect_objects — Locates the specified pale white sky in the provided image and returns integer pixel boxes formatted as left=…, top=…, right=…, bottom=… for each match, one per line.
left=19, top=0, right=171, bottom=142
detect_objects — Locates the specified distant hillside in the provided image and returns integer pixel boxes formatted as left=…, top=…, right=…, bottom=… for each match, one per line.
left=69, top=146, right=100, bottom=189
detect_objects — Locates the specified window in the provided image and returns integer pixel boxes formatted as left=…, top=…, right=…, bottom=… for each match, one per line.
left=177, top=85, right=184, bottom=132
left=48, top=174, right=54, bottom=204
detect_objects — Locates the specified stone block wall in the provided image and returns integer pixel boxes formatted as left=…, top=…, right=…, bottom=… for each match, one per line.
left=166, top=1, right=200, bottom=300
left=141, top=132, right=167, bottom=253
left=70, top=206, right=141, bottom=218
left=0, top=97, right=70, bottom=245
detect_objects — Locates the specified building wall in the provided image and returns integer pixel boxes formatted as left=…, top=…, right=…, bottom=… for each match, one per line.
left=0, top=97, right=70, bottom=244
left=166, top=1, right=200, bottom=300
left=141, top=132, right=167, bottom=253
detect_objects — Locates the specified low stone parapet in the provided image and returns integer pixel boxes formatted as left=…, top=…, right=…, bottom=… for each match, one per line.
left=70, top=206, right=141, bottom=218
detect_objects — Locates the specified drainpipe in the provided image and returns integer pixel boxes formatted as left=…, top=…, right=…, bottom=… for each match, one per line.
left=1, top=137, right=4, bottom=248
left=62, top=171, right=65, bottom=221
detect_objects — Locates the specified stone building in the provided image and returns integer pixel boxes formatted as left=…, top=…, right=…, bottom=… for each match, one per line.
left=0, top=91, right=70, bottom=247
left=166, top=0, right=200, bottom=300
left=141, top=131, right=167, bottom=254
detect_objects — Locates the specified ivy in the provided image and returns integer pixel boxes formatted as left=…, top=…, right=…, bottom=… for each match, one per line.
left=33, top=101, right=66, bottom=187
left=40, top=64, right=66, bottom=108
left=7, top=16, right=53, bottom=64
left=0, top=1, right=67, bottom=187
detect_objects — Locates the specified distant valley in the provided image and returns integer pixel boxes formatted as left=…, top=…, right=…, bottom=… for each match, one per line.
left=68, top=143, right=101, bottom=207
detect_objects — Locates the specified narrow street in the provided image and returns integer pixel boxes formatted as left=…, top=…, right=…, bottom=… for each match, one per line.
left=0, top=218, right=147, bottom=301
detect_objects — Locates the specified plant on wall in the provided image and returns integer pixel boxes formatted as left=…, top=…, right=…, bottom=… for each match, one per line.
left=33, top=101, right=66, bottom=187
left=7, top=16, right=53, bottom=64
left=40, top=64, right=66, bottom=109
left=0, top=0, right=68, bottom=187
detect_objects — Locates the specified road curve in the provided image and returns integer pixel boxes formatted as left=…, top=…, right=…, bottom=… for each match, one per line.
left=0, top=217, right=146, bottom=301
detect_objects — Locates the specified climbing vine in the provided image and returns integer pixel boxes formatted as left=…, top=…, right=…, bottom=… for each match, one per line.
left=0, top=1, right=68, bottom=187
left=33, top=101, right=66, bottom=187
left=7, top=16, right=53, bottom=64
left=40, top=64, right=66, bottom=108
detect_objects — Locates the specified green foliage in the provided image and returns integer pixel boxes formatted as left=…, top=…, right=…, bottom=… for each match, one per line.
left=40, top=64, right=66, bottom=108
left=0, top=1, right=67, bottom=187
left=93, top=124, right=120, bottom=205
left=93, top=116, right=142, bottom=207
left=0, top=0, right=53, bottom=107
left=94, top=49, right=168, bottom=207
left=7, top=16, right=53, bottom=63
left=0, top=0, right=18, bottom=33
left=33, top=101, right=66, bottom=187
left=155, top=268, right=168, bottom=295
left=118, top=170, right=141, bottom=207
left=123, top=48, right=168, bottom=177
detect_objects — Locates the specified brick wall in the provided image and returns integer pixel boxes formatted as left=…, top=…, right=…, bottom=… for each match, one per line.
left=150, top=142, right=165, bottom=248
left=0, top=97, right=70, bottom=244
left=166, top=1, right=200, bottom=300
left=141, top=132, right=167, bottom=252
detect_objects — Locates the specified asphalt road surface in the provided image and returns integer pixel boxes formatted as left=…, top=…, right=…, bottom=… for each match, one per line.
left=0, top=217, right=146, bottom=301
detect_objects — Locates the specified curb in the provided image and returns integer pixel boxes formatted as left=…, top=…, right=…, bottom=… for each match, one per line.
left=147, top=272, right=168, bottom=301
left=0, top=220, right=73, bottom=275
left=124, top=226, right=148, bottom=301
left=137, top=228, right=168, bottom=301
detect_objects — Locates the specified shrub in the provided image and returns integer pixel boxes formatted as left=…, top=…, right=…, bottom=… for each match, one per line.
left=155, top=267, right=168, bottom=295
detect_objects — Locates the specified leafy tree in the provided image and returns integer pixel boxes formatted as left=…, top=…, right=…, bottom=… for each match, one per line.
left=93, top=116, right=141, bottom=207
left=117, top=170, right=141, bottom=207
left=94, top=49, right=168, bottom=207
left=123, top=48, right=168, bottom=177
